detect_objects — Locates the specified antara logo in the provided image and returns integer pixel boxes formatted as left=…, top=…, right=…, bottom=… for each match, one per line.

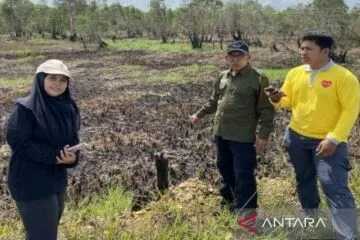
left=261, top=217, right=327, bottom=229
left=321, top=80, right=332, bottom=88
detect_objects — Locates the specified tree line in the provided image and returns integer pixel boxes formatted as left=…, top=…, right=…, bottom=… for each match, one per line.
left=0, top=0, right=359, bottom=61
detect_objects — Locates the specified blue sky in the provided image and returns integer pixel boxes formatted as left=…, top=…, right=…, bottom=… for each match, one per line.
left=115, top=0, right=358, bottom=11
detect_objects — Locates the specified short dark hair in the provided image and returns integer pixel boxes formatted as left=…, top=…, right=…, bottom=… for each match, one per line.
left=299, top=31, right=335, bottom=50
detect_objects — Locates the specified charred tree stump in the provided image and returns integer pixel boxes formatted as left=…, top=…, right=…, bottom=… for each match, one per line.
left=154, top=152, right=169, bottom=192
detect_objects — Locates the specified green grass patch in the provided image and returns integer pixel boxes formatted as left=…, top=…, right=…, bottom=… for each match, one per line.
left=0, top=38, right=83, bottom=57
left=0, top=187, right=133, bottom=239
left=143, top=65, right=287, bottom=84
left=61, top=187, right=132, bottom=239
left=261, top=68, right=289, bottom=82
left=12, top=49, right=42, bottom=59
left=2, top=164, right=360, bottom=239
left=70, top=187, right=132, bottom=221
left=107, top=38, right=221, bottom=54
left=350, top=164, right=360, bottom=204
left=0, top=219, right=23, bottom=240
left=117, top=179, right=237, bottom=240
left=0, top=76, right=32, bottom=88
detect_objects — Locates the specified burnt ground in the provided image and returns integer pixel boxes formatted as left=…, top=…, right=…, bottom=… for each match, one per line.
left=1, top=42, right=359, bottom=220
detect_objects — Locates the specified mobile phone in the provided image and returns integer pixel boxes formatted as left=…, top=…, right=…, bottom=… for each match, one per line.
left=67, top=143, right=83, bottom=152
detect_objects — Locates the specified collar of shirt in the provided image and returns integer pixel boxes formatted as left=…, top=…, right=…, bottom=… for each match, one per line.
left=227, top=64, right=252, bottom=78
left=304, top=60, right=335, bottom=85
left=304, top=59, right=335, bottom=73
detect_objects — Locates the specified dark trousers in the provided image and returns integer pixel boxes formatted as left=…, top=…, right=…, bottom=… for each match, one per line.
left=215, top=136, right=257, bottom=213
left=16, top=192, right=65, bottom=240
left=285, top=128, right=358, bottom=240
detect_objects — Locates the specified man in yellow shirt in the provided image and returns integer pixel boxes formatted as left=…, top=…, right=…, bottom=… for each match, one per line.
left=266, top=32, right=360, bottom=239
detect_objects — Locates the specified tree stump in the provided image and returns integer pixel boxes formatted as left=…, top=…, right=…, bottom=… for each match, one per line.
left=154, top=152, right=169, bottom=192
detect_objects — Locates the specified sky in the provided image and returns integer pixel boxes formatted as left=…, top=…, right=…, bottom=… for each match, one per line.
left=114, top=0, right=359, bottom=11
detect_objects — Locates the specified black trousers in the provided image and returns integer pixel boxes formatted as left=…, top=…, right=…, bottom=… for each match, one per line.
left=215, top=136, right=257, bottom=212
left=16, top=192, right=65, bottom=240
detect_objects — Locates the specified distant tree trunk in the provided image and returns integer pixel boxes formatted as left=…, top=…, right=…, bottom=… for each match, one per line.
left=51, top=31, right=57, bottom=39
left=67, top=0, right=77, bottom=41
left=69, top=33, right=77, bottom=42
left=79, top=35, right=88, bottom=51
left=231, top=30, right=243, bottom=41
left=151, top=30, right=157, bottom=38
left=188, top=32, right=202, bottom=49
left=15, top=30, right=22, bottom=38
left=253, top=37, right=262, bottom=47
left=217, top=30, right=225, bottom=50
left=161, top=35, right=168, bottom=43
left=51, top=25, right=59, bottom=39
left=14, top=22, right=23, bottom=38
left=332, top=50, right=348, bottom=63
left=271, top=43, right=279, bottom=52
left=96, top=35, right=108, bottom=50
left=127, top=30, right=137, bottom=38
left=203, top=35, right=212, bottom=43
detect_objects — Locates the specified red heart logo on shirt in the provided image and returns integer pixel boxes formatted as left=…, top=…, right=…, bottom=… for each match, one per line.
left=321, top=80, right=332, bottom=88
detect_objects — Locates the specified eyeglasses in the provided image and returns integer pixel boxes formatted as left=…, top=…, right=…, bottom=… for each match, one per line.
left=228, top=52, right=247, bottom=57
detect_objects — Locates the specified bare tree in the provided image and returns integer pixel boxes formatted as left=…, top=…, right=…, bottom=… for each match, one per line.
left=65, top=0, right=77, bottom=40
left=224, top=1, right=266, bottom=45
left=178, top=0, right=223, bottom=49
left=305, top=0, right=353, bottom=62
left=349, top=7, right=360, bottom=46
left=76, top=0, right=108, bottom=50
left=1, top=0, right=34, bottom=38
left=148, top=0, right=175, bottom=43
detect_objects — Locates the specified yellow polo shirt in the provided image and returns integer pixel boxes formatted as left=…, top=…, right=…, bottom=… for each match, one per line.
left=274, top=62, right=360, bottom=142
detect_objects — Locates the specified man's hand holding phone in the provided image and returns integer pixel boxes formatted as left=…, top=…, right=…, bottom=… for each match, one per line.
left=264, top=85, right=286, bottom=103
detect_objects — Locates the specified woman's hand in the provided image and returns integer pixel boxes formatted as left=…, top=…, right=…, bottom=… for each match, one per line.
left=56, top=145, right=76, bottom=165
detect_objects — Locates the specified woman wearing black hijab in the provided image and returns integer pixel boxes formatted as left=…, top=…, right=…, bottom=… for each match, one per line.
left=6, top=59, right=81, bottom=240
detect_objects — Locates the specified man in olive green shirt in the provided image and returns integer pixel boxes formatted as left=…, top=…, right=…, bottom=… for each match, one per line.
left=190, top=40, right=274, bottom=235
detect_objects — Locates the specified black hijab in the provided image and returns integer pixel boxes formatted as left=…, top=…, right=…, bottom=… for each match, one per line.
left=16, top=72, right=80, bottom=148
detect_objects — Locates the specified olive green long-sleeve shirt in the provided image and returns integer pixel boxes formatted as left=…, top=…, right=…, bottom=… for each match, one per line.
left=196, top=64, right=275, bottom=143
